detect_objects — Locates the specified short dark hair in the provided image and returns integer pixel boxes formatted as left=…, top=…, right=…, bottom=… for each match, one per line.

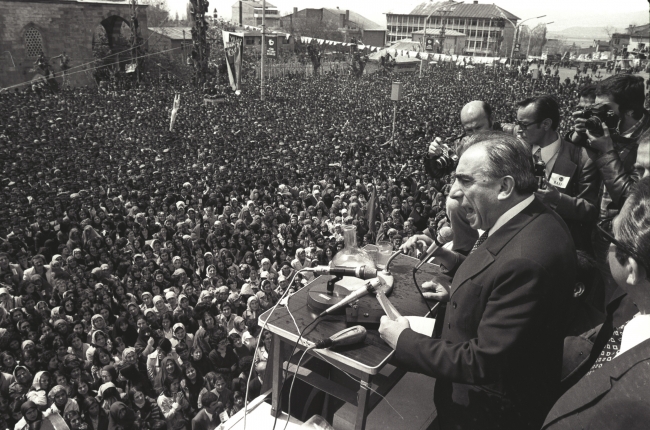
left=596, top=74, right=645, bottom=117
left=461, top=131, right=538, bottom=195
left=201, top=391, right=218, bottom=407
left=578, top=84, right=597, bottom=101
left=517, top=95, right=561, bottom=131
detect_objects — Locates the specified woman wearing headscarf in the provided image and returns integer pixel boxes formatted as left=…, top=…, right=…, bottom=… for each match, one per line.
left=26, top=371, right=51, bottom=409
left=82, top=226, right=103, bottom=250
left=86, top=330, right=109, bottom=363
left=153, top=356, right=181, bottom=396
left=111, top=317, right=138, bottom=347
left=170, top=323, right=193, bottom=351
left=96, top=383, right=121, bottom=414
left=107, top=402, right=137, bottom=430
left=89, top=314, right=108, bottom=338
left=15, top=401, right=43, bottom=430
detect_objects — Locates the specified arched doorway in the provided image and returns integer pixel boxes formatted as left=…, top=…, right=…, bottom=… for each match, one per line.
left=91, top=16, right=136, bottom=80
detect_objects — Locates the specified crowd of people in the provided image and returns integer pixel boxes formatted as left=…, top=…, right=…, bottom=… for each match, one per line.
left=0, top=62, right=648, bottom=430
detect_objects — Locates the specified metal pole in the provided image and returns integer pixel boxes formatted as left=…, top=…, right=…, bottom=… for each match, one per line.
left=392, top=102, right=397, bottom=144
left=526, top=26, right=532, bottom=58
left=486, top=18, right=491, bottom=57
left=510, top=25, right=518, bottom=63
left=261, top=0, right=265, bottom=101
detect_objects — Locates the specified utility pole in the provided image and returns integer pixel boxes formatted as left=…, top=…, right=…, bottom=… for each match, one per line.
left=261, top=0, right=265, bottom=101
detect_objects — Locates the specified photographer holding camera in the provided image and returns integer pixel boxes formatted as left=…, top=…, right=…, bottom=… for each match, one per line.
left=424, top=101, right=513, bottom=254
left=568, top=75, right=650, bottom=278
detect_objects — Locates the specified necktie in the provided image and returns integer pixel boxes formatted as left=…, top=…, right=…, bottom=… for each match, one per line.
left=533, top=147, right=542, bottom=163
left=470, top=230, right=489, bottom=254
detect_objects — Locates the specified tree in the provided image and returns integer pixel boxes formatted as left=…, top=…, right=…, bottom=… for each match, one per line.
left=604, top=26, right=617, bottom=39
left=140, top=0, right=170, bottom=27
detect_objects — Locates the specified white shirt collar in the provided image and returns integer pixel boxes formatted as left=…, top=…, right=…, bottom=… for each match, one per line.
left=618, top=313, right=650, bottom=357
left=488, top=195, right=535, bottom=237
left=205, top=410, right=213, bottom=421
left=532, top=133, right=561, bottom=163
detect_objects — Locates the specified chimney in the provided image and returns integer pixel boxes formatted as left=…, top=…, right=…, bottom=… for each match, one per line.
left=346, top=9, right=349, bottom=26
left=473, top=1, right=478, bottom=3
left=293, top=7, right=297, bottom=15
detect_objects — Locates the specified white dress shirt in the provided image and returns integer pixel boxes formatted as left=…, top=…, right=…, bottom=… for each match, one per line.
left=488, top=195, right=535, bottom=238
left=618, top=313, right=650, bottom=357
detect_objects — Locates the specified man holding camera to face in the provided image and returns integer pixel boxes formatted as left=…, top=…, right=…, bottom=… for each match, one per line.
left=567, top=75, right=650, bottom=292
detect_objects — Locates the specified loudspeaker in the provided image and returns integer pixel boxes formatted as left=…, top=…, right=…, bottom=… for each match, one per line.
left=391, top=81, right=403, bottom=101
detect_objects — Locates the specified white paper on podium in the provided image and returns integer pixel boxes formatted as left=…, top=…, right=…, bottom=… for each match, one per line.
left=405, top=316, right=436, bottom=337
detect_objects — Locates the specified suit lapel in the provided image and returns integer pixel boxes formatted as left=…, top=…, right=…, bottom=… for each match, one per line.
left=549, top=141, right=577, bottom=195
left=544, top=338, right=650, bottom=428
left=451, top=199, right=543, bottom=297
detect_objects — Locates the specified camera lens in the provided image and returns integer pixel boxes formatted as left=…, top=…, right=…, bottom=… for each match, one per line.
left=585, top=117, right=604, bottom=137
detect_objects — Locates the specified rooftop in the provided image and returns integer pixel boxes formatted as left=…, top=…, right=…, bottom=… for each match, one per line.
left=148, top=27, right=192, bottom=40
left=412, top=28, right=466, bottom=36
left=391, top=1, right=519, bottom=21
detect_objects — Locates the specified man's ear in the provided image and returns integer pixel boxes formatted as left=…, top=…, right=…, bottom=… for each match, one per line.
left=497, top=176, right=516, bottom=201
left=626, top=257, right=647, bottom=285
left=573, top=282, right=585, bottom=298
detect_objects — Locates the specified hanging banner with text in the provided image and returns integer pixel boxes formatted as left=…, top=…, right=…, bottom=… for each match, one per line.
left=266, top=36, right=278, bottom=58
left=223, top=30, right=244, bottom=92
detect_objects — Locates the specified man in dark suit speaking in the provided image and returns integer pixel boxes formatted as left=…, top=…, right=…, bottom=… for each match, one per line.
left=380, top=132, right=577, bottom=430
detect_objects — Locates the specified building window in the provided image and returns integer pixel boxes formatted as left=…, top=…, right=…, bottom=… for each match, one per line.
left=25, top=27, right=43, bottom=58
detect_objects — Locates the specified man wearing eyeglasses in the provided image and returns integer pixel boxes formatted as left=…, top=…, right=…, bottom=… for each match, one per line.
left=516, top=95, right=600, bottom=256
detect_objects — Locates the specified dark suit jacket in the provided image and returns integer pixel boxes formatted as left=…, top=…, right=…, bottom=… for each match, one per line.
left=560, top=286, right=638, bottom=392
left=543, top=138, right=599, bottom=252
left=394, top=198, right=576, bottom=430
left=543, top=338, right=650, bottom=430
left=191, top=409, right=221, bottom=430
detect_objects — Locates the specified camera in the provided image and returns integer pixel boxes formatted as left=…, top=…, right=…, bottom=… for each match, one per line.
left=428, top=142, right=458, bottom=178
left=534, top=159, right=547, bottom=190
left=575, top=104, right=618, bottom=137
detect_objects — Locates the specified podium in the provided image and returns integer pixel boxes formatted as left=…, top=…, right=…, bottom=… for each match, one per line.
left=259, top=253, right=449, bottom=430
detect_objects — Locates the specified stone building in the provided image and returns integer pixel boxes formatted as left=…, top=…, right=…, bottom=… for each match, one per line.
left=0, top=0, right=148, bottom=89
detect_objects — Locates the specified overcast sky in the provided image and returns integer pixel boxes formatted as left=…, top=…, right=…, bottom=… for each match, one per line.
left=166, top=0, right=648, bottom=31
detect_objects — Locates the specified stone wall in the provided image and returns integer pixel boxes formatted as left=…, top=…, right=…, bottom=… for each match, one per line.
left=0, top=0, right=148, bottom=89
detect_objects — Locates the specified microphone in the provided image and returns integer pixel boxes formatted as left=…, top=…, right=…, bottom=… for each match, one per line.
left=414, top=226, right=454, bottom=271
left=305, top=265, right=378, bottom=280
left=320, top=278, right=383, bottom=316
left=314, top=326, right=367, bottom=349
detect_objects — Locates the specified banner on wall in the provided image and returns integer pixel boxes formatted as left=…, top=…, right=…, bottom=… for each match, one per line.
left=223, top=31, right=244, bottom=92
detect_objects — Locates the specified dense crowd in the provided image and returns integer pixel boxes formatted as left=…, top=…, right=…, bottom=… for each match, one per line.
left=0, top=65, right=602, bottom=430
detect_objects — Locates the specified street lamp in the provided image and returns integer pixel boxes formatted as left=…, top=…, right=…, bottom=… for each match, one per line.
left=525, top=22, right=553, bottom=58
left=421, top=4, right=455, bottom=54
left=493, top=8, right=546, bottom=61
left=510, top=15, right=546, bottom=61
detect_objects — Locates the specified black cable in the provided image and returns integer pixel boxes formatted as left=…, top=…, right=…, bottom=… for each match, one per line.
left=271, top=315, right=322, bottom=430
left=412, top=267, right=435, bottom=316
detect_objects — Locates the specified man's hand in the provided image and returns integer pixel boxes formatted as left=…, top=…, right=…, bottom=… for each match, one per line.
left=586, top=122, right=615, bottom=154
left=428, top=137, right=443, bottom=156
left=535, top=179, right=561, bottom=206
left=378, top=316, right=411, bottom=350
left=400, top=234, right=433, bottom=255
left=571, top=111, right=588, bottom=135
left=421, top=280, right=450, bottom=302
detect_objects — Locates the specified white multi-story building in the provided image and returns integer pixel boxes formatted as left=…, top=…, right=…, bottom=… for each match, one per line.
left=386, top=0, right=519, bottom=56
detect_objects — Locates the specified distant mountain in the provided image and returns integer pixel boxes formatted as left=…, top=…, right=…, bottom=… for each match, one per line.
left=548, top=26, right=619, bottom=40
